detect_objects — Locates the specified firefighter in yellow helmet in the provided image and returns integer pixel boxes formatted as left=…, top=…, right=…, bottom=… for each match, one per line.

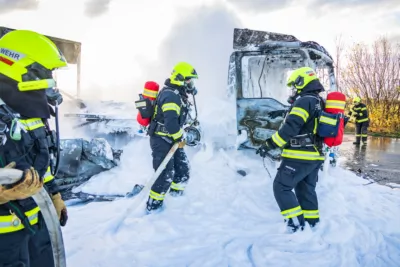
left=348, top=96, right=369, bottom=145
left=146, top=62, right=198, bottom=213
left=0, top=29, right=67, bottom=266
left=256, top=67, right=325, bottom=232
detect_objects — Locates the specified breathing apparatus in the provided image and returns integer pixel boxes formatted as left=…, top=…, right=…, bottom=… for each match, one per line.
left=45, top=87, right=62, bottom=177
left=183, top=91, right=202, bottom=147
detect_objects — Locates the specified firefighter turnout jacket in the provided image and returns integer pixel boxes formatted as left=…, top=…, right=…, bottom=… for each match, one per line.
left=0, top=80, right=59, bottom=235
left=149, top=79, right=189, bottom=142
left=270, top=81, right=325, bottom=162
left=349, top=103, right=369, bottom=124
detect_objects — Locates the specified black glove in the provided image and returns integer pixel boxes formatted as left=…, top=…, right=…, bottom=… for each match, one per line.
left=256, top=138, right=278, bottom=158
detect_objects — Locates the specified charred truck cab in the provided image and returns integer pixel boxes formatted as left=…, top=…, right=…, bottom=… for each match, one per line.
left=229, top=28, right=337, bottom=150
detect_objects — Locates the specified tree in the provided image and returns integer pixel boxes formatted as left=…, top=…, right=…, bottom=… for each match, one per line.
left=341, top=37, right=400, bottom=133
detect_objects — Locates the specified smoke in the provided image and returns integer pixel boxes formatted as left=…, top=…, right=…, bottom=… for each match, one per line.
left=135, top=3, right=243, bottom=146
left=137, top=4, right=242, bottom=100
left=84, top=0, right=111, bottom=17
left=0, top=0, right=39, bottom=14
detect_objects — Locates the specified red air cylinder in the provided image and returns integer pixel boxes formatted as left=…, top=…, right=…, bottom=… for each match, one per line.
left=324, top=91, right=346, bottom=147
left=136, top=81, right=159, bottom=127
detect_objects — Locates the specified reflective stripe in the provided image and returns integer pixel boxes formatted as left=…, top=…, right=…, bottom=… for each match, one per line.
left=170, top=182, right=185, bottom=191
left=282, top=149, right=325, bottom=161
left=161, top=103, right=181, bottom=115
left=149, top=190, right=165, bottom=201
left=143, top=88, right=158, bottom=98
left=0, top=207, right=39, bottom=234
left=155, top=129, right=183, bottom=140
left=43, top=166, right=54, bottom=183
left=170, top=129, right=183, bottom=140
left=19, top=118, right=44, bottom=131
left=320, top=115, right=337, bottom=126
left=357, top=118, right=368, bottom=123
left=326, top=100, right=345, bottom=110
left=361, top=134, right=368, bottom=137
left=289, top=107, right=309, bottom=122
left=355, top=134, right=361, bottom=137
left=303, top=210, right=319, bottom=219
left=271, top=132, right=286, bottom=147
left=281, top=206, right=303, bottom=219
left=360, top=107, right=367, bottom=111
left=313, top=118, right=318, bottom=134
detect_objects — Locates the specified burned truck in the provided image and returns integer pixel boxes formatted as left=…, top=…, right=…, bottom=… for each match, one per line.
left=230, top=28, right=337, bottom=150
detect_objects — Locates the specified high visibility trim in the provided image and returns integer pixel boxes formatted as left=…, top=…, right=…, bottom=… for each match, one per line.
left=19, top=118, right=44, bottom=131
left=360, top=107, right=367, bottom=111
left=171, top=129, right=183, bottom=140
left=326, top=100, right=345, bottom=110
left=289, top=107, right=309, bottom=122
left=149, top=190, right=165, bottom=201
left=272, top=132, right=286, bottom=147
left=0, top=207, right=39, bottom=234
left=155, top=129, right=183, bottom=140
left=313, top=118, right=318, bottom=134
left=282, top=149, right=325, bottom=161
left=43, top=166, right=54, bottom=183
left=356, top=118, right=368, bottom=123
left=320, top=115, right=337, bottom=126
left=361, top=134, right=368, bottom=137
left=170, top=182, right=185, bottom=191
left=281, top=206, right=303, bottom=219
left=355, top=134, right=361, bottom=137
left=303, top=209, right=319, bottom=219
left=161, top=103, right=180, bottom=115
left=143, top=88, right=158, bottom=98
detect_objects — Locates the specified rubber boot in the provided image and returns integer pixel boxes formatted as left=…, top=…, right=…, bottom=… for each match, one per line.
left=362, top=136, right=367, bottom=146
left=169, top=188, right=184, bottom=197
left=146, top=197, right=164, bottom=214
left=353, top=137, right=361, bottom=145
left=285, top=218, right=304, bottom=233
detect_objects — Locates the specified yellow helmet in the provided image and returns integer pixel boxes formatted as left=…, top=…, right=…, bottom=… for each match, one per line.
left=170, top=62, right=198, bottom=86
left=287, top=67, right=319, bottom=90
left=0, top=29, right=67, bottom=91
left=353, top=96, right=361, bottom=104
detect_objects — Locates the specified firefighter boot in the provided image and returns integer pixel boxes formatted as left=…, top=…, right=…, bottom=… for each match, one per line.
left=146, top=196, right=164, bottom=214
left=305, top=218, right=320, bottom=228
left=169, top=188, right=184, bottom=197
left=362, top=136, right=367, bottom=146
left=353, top=136, right=361, bottom=145
left=284, top=218, right=305, bottom=233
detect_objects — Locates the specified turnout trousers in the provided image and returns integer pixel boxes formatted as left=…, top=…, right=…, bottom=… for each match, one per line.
left=146, top=136, right=190, bottom=212
left=0, top=215, right=54, bottom=267
left=273, top=159, right=323, bottom=230
left=355, top=122, right=369, bottom=144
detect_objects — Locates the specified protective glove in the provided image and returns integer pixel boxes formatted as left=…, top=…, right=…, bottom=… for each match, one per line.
left=51, top=192, right=68, bottom=227
left=0, top=163, right=43, bottom=204
left=256, top=138, right=278, bottom=158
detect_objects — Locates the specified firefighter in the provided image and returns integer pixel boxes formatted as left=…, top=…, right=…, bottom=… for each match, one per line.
left=146, top=62, right=198, bottom=213
left=348, top=96, right=369, bottom=145
left=256, top=67, right=325, bottom=232
left=0, top=29, right=68, bottom=266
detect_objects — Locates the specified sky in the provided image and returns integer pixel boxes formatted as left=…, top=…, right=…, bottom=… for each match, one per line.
left=0, top=0, right=399, bottom=101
